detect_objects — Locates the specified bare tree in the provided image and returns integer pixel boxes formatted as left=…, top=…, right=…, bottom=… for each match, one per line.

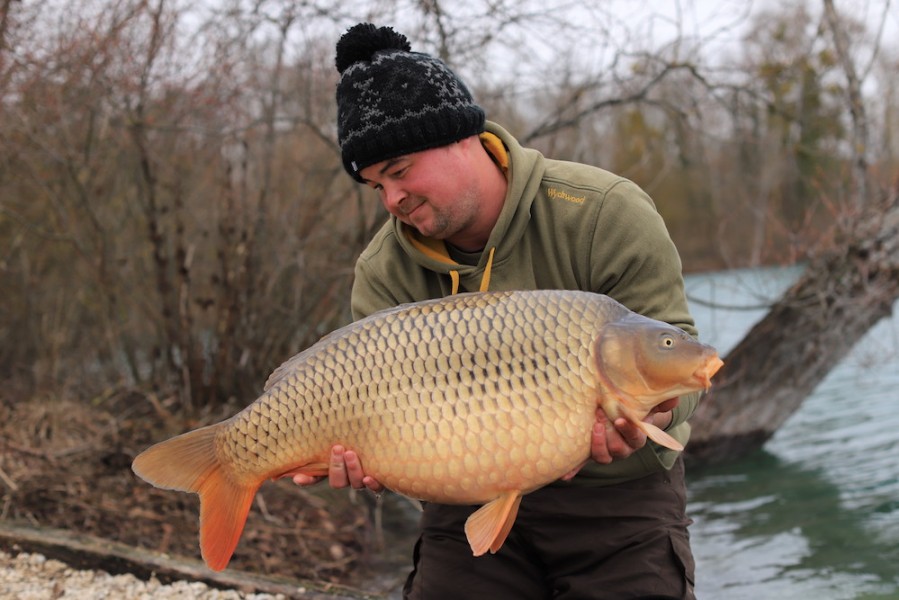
left=0, top=0, right=367, bottom=406
left=822, top=0, right=876, bottom=207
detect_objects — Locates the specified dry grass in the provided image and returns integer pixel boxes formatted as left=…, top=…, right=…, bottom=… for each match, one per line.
left=0, top=389, right=415, bottom=590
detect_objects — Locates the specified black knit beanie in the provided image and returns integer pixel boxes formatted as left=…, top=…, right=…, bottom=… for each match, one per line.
left=335, top=23, right=486, bottom=182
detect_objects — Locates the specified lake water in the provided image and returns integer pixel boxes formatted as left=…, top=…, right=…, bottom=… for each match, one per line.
left=685, top=266, right=899, bottom=599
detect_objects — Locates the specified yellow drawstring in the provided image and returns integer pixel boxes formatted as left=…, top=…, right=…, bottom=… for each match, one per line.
left=404, top=227, right=495, bottom=295
left=448, top=246, right=493, bottom=295
left=479, top=247, right=495, bottom=292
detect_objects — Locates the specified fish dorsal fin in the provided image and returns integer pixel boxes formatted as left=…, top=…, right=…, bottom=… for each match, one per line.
left=464, top=491, right=523, bottom=556
left=635, top=420, right=684, bottom=452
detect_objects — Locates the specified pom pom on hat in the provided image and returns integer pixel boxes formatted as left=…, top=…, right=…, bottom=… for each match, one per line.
left=335, top=23, right=486, bottom=181
left=335, top=23, right=411, bottom=74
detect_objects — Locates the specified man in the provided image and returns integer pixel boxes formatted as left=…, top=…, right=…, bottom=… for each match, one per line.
left=293, top=22, right=699, bottom=599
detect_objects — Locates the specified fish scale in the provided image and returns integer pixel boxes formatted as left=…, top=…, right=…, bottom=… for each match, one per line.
left=132, top=289, right=723, bottom=571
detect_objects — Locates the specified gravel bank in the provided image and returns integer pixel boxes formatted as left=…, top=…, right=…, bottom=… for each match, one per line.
left=0, top=550, right=286, bottom=600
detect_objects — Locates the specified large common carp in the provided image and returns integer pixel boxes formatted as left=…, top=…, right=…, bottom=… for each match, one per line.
left=132, top=289, right=723, bottom=571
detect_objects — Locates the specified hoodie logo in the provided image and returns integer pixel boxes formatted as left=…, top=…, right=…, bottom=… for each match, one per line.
left=547, top=187, right=586, bottom=204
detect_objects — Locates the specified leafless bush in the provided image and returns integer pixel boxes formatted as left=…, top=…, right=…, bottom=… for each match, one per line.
left=0, top=0, right=378, bottom=408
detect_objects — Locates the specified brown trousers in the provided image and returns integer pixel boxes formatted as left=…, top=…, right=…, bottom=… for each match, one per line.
left=402, top=457, right=695, bottom=600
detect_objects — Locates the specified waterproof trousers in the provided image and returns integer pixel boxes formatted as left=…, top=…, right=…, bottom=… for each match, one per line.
left=402, top=457, right=695, bottom=600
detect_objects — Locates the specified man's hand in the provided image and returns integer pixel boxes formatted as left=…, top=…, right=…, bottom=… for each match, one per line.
left=561, top=398, right=680, bottom=481
left=290, top=445, right=384, bottom=494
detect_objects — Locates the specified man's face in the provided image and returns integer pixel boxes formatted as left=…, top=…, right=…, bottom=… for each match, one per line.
left=359, top=141, right=481, bottom=242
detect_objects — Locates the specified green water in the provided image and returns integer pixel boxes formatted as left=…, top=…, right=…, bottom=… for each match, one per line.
left=685, top=267, right=899, bottom=599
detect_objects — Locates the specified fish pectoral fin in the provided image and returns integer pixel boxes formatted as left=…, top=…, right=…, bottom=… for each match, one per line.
left=636, top=420, right=684, bottom=452
left=464, top=491, right=523, bottom=557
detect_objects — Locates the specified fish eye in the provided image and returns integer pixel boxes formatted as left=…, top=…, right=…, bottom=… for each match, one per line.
left=660, top=334, right=676, bottom=349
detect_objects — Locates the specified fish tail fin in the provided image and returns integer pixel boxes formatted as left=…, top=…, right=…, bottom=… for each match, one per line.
left=132, top=424, right=259, bottom=571
left=635, top=420, right=684, bottom=452
left=464, top=491, right=523, bottom=556
left=198, top=463, right=258, bottom=571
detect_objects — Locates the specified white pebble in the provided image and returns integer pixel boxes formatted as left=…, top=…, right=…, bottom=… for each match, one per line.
left=0, top=550, right=287, bottom=599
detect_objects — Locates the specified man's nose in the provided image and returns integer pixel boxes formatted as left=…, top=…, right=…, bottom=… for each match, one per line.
left=382, top=184, right=407, bottom=213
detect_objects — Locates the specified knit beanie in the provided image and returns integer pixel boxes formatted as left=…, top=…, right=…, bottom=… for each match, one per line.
left=335, top=23, right=486, bottom=181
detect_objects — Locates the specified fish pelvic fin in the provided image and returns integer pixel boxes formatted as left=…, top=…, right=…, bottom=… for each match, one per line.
left=132, top=424, right=260, bottom=572
left=635, top=420, right=684, bottom=452
left=464, top=491, right=523, bottom=557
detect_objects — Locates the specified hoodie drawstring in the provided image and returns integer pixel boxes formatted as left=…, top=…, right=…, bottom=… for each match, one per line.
left=449, top=270, right=460, bottom=295
left=447, top=246, right=495, bottom=295
left=479, top=247, right=495, bottom=292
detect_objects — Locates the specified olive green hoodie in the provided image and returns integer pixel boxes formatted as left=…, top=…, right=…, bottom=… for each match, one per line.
left=351, top=121, right=700, bottom=486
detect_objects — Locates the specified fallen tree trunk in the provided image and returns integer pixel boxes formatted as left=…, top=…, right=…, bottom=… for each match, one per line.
left=686, top=188, right=899, bottom=465
left=0, top=521, right=382, bottom=599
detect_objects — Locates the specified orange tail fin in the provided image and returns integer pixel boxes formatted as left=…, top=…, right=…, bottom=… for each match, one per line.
left=132, top=423, right=259, bottom=571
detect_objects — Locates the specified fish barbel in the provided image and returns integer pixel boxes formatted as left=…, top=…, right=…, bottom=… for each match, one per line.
left=132, top=289, right=723, bottom=571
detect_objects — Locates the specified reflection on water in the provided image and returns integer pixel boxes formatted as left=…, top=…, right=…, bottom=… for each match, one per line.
left=685, top=267, right=899, bottom=599
left=689, top=452, right=899, bottom=599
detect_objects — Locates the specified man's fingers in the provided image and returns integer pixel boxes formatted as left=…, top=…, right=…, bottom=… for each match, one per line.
left=584, top=408, right=657, bottom=472
left=343, top=450, right=366, bottom=489
left=591, top=420, right=613, bottom=464
left=597, top=417, right=646, bottom=460
left=329, top=445, right=350, bottom=488
left=362, top=475, right=385, bottom=494
left=291, top=473, right=324, bottom=486
left=613, top=418, right=646, bottom=451
left=289, top=445, right=385, bottom=493
left=343, top=449, right=385, bottom=493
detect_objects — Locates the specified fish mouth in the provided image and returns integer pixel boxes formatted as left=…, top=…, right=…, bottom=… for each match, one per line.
left=692, top=356, right=724, bottom=390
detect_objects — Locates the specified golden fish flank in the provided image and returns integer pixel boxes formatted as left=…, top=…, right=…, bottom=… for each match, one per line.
left=132, top=289, right=723, bottom=571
